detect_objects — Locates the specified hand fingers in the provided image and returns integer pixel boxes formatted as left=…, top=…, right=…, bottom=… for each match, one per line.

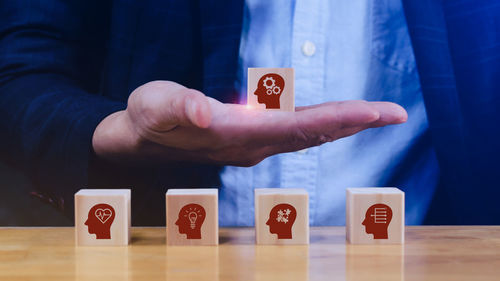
left=367, top=101, right=408, bottom=127
left=145, top=99, right=407, bottom=161
left=154, top=85, right=212, bottom=130
left=295, top=100, right=380, bottom=129
left=129, top=81, right=212, bottom=133
left=296, top=100, right=407, bottom=126
left=166, top=101, right=382, bottom=149
left=258, top=101, right=407, bottom=155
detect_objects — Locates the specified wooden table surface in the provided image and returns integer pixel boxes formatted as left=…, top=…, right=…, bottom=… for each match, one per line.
left=0, top=226, right=499, bottom=280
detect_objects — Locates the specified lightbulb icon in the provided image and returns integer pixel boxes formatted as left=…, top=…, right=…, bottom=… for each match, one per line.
left=188, top=211, right=197, bottom=229
left=176, top=203, right=206, bottom=239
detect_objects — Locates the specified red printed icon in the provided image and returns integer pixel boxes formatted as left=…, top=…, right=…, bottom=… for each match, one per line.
left=362, top=204, right=393, bottom=239
left=266, top=203, right=297, bottom=239
left=254, top=73, right=285, bottom=109
left=85, top=203, right=115, bottom=239
left=175, top=204, right=206, bottom=239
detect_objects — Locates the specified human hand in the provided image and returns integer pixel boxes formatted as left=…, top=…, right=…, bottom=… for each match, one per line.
left=92, top=81, right=407, bottom=166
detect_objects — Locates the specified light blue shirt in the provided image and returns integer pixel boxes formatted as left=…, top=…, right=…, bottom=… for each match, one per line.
left=219, top=0, right=439, bottom=226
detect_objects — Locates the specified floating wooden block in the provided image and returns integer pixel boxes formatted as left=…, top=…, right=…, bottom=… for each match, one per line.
left=255, top=188, right=309, bottom=245
left=247, top=68, right=295, bottom=112
left=166, top=189, right=218, bottom=246
left=346, top=188, right=405, bottom=244
left=75, top=189, right=131, bottom=246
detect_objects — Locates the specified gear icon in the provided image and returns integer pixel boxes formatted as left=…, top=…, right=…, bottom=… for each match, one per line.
left=262, top=76, right=276, bottom=89
left=266, top=89, right=273, bottom=95
left=272, top=86, right=281, bottom=94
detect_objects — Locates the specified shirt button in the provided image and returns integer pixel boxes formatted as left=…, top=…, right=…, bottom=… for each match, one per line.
left=301, top=40, right=316, bottom=57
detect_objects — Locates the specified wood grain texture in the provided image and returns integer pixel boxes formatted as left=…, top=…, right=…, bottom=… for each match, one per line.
left=0, top=227, right=499, bottom=280
left=166, top=189, right=218, bottom=246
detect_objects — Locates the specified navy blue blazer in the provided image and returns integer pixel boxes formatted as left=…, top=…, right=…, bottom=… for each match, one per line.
left=0, top=0, right=498, bottom=225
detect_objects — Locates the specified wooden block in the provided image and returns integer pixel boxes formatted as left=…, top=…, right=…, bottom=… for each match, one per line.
left=166, top=189, right=218, bottom=246
left=346, top=187, right=405, bottom=244
left=247, top=68, right=295, bottom=111
left=75, top=189, right=131, bottom=246
left=255, top=188, right=309, bottom=245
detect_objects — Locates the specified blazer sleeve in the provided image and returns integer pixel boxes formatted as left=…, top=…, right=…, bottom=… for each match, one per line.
left=0, top=1, right=125, bottom=212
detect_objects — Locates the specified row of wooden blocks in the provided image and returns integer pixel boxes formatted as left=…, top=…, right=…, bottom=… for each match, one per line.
left=75, top=187, right=404, bottom=246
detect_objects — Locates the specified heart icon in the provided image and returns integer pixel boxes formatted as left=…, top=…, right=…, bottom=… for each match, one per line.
left=95, top=208, right=113, bottom=224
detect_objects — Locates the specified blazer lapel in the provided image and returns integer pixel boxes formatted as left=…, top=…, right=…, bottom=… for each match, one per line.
left=199, top=0, right=244, bottom=103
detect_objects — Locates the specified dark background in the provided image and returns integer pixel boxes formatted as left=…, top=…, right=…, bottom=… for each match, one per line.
left=0, top=0, right=499, bottom=226
left=0, top=162, right=70, bottom=226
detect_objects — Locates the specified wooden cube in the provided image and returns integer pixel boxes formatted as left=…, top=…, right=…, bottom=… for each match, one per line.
left=247, top=68, right=295, bottom=112
left=346, top=187, right=405, bottom=244
left=166, top=189, right=218, bottom=246
left=75, top=189, right=131, bottom=246
left=255, top=188, right=309, bottom=245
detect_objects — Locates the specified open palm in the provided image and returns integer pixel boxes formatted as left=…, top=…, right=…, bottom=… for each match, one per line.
left=93, top=81, right=408, bottom=166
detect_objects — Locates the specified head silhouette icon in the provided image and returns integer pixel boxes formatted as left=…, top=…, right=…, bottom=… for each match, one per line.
left=85, top=203, right=115, bottom=239
left=175, top=203, right=206, bottom=239
left=266, top=203, right=297, bottom=239
left=254, top=73, right=285, bottom=109
left=362, top=203, right=393, bottom=239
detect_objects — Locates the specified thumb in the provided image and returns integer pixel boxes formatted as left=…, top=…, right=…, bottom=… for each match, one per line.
left=165, top=87, right=212, bottom=129
left=130, top=81, right=212, bottom=132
